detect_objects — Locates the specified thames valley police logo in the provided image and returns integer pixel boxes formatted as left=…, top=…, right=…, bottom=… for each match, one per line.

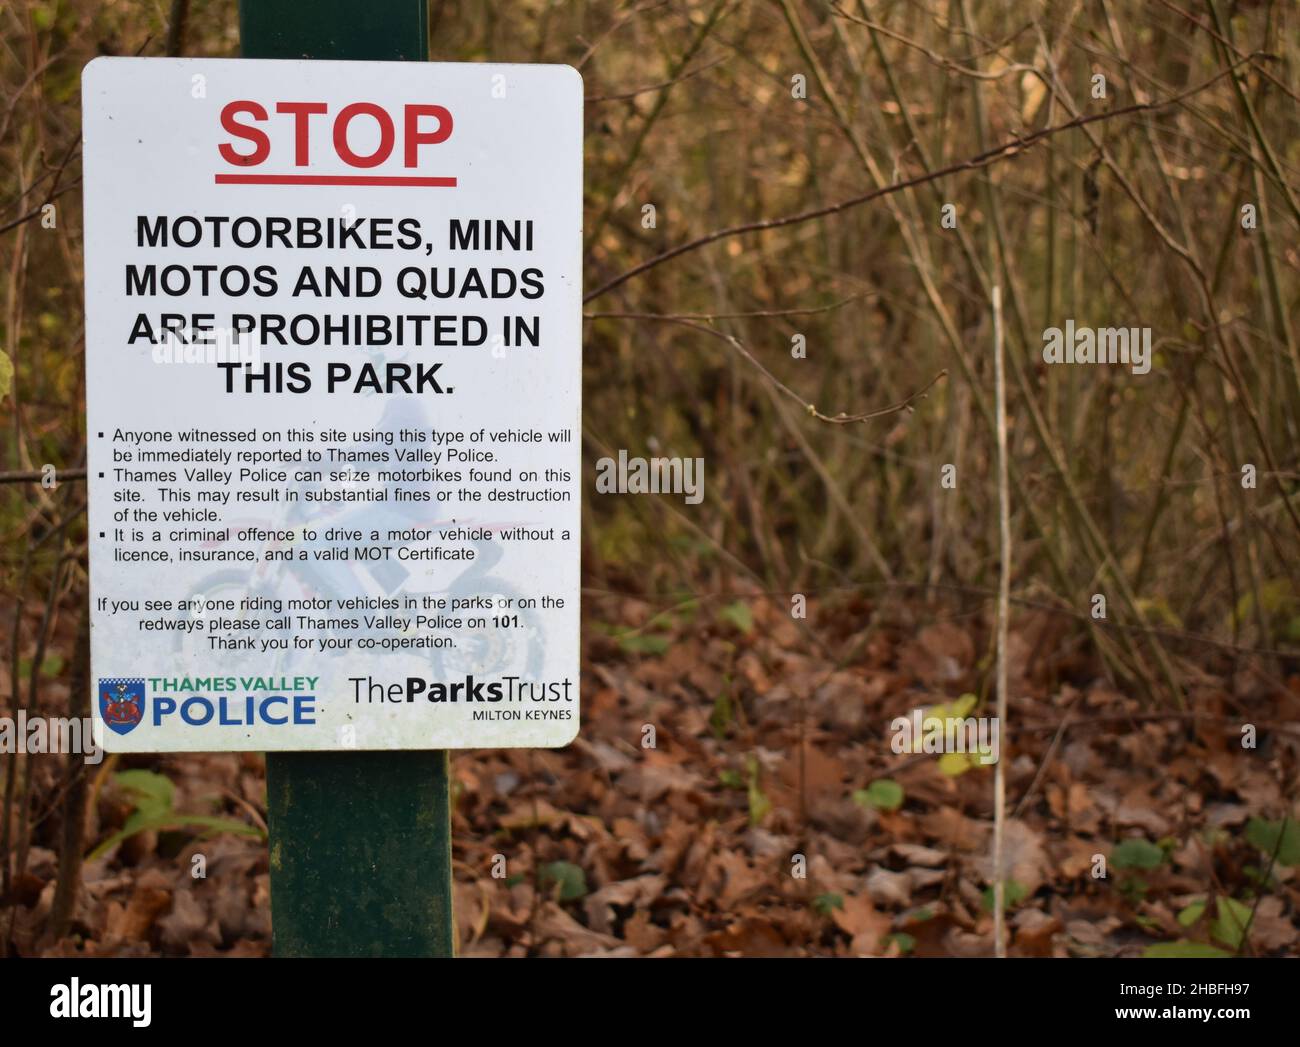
left=99, top=678, right=145, bottom=735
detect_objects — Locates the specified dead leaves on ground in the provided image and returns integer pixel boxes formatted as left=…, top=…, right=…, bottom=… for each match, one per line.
left=452, top=592, right=1300, bottom=957
left=9, top=591, right=1299, bottom=957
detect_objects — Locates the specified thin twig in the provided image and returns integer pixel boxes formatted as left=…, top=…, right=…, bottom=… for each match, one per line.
left=991, top=285, right=1009, bottom=958
left=652, top=315, right=946, bottom=423
left=587, top=55, right=726, bottom=102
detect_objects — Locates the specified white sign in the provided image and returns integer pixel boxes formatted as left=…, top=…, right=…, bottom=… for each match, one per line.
left=82, top=57, right=582, bottom=752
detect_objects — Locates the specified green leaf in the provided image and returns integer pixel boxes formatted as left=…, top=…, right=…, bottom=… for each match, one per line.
left=1211, top=896, right=1253, bottom=951
left=1176, top=899, right=1206, bottom=928
left=745, top=754, right=771, bottom=826
left=1231, top=580, right=1293, bottom=631
left=0, top=349, right=12, bottom=401
left=89, top=770, right=262, bottom=859
left=1134, top=596, right=1183, bottom=629
left=709, top=690, right=732, bottom=738
left=114, top=769, right=175, bottom=817
left=852, top=778, right=904, bottom=811
left=950, top=693, right=978, bottom=718
left=718, top=769, right=744, bottom=790
left=1112, top=838, right=1165, bottom=870
left=937, top=751, right=976, bottom=776
left=617, top=632, right=670, bottom=655
left=89, top=812, right=261, bottom=861
left=886, top=932, right=916, bottom=954
left=718, top=601, right=754, bottom=635
left=812, top=892, right=843, bottom=916
left=917, top=693, right=978, bottom=735
left=539, top=861, right=588, bottom=901
left=1121, top=876, right=1150, bottom=902
left=1244, top=816, right=1300, bottom=867
left=981, top=880, right=1028, bottom=912
left=1142, top=940, right=1232, bottom=959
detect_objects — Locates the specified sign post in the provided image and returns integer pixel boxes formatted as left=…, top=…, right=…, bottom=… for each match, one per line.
left=242, top=0, right=448, bottom=960
left=80, top=0, right=582, bottom=957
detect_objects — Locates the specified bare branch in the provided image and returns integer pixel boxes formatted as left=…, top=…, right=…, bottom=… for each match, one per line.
left=585, top=58, right=1260, bottom=304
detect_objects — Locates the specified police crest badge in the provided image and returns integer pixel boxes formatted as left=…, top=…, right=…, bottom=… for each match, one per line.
left=99, top=677, right=146, bottom=735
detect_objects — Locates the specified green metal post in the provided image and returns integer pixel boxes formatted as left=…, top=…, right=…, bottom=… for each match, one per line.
left=241, top=1, right=427, bottom=62
left=238, top=0, right=455, bottom=958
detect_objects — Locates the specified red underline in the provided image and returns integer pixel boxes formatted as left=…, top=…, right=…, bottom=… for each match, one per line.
left=214, top=174, right=457, bottom=187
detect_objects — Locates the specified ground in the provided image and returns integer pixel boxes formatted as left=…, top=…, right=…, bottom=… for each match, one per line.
left=11, top=587, right=1298, bottom=958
